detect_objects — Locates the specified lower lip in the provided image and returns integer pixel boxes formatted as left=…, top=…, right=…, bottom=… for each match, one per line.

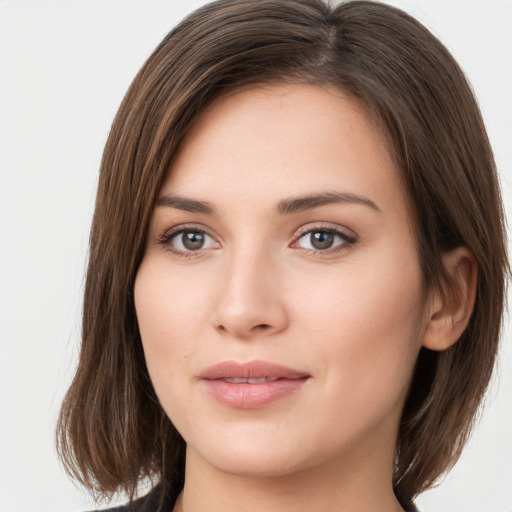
left=202, top=378, right=308, bottom=409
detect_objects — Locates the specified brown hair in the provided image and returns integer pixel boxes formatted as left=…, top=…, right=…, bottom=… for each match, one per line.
left=57, top=0, right=508, bottom=505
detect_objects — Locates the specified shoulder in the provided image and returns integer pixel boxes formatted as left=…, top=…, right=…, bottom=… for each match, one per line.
left=86, top=485, right=177, bottom=512
left=405, top=501, right=420, bottom=512
left=87, top=507, right=129, bottom=512
left=395, top=491, right=420, bottom=512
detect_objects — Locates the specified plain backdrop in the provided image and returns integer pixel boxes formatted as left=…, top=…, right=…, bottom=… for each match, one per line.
left=0, top=1, right=511, bottom=511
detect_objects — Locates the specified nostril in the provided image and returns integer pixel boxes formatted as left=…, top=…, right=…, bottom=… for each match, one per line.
left=253, top=324, right=271, bottom=331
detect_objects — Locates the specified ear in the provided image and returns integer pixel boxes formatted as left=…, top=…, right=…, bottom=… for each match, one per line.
left=422, top=247, right=478, bottom=351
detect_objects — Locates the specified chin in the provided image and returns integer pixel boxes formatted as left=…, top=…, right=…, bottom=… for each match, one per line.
left=201, top=451, right=307, bottom=479
left=185, top=426, right=316, bottom=478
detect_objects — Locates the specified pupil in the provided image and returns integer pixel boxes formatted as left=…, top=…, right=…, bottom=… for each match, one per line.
left=311, top=231, right=334, bottom=250
left=183, top=231, right=204, bottom=250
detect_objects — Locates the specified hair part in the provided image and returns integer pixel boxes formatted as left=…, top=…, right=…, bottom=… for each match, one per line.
left=57, top=0, right=508, bottom=504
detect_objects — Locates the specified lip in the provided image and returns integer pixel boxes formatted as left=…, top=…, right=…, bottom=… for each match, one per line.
left=199, top=360, right=310, bottom=409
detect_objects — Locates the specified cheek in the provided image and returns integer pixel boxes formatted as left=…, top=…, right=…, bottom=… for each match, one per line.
left=295, top=256, right=423, bottom=336
left=133, top=258, right=210, bottom=386
left=291, top=247, right=425, bottom=396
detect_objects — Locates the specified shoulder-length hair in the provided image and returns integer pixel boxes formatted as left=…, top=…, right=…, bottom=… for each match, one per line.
left=57, top=0, right=508, bottom=505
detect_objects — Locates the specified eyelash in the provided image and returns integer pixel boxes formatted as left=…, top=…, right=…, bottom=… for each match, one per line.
left=156, top=224, right=218, bottom=259
left=156, top=223, right=357, bottom=259
left=292, top=224, right=357, bottom=255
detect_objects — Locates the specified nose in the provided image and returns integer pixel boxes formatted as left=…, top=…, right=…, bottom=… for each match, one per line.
left=212, top=246, right=289, bottom=340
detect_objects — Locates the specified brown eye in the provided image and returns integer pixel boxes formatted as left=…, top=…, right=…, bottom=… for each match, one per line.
left=168, top=229, right=217, bottom=252
left=181, top=231, right=205, bottom=250
left=295, top=228, right=354, bottom=252
left=310, top=231, right=334, bottom=250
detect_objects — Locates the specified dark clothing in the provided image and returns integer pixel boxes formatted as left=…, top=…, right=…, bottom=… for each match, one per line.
left=100, top=505, right=419, bottom=512
left=96, top=485, right=419, bottom=512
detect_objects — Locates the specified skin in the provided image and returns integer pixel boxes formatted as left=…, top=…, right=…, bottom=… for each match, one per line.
left=134, top=84, right=473, bottom=512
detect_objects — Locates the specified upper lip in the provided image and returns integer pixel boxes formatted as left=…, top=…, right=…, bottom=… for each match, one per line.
left=199, top=360, right=310, bottom=380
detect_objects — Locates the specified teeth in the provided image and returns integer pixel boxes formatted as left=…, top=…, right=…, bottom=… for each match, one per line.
left=224, top=377, right=280, bottom=384
left=248, top=377, right=279, bottom=383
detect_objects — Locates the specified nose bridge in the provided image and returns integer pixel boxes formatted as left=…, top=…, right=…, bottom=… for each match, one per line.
left=213, top=238, right=288, bottom=338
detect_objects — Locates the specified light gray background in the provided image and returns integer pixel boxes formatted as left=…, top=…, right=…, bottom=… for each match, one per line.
left=0, top=1, right=510, bottom=511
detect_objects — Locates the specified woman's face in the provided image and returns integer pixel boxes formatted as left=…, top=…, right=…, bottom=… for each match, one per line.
left=135, top=84, right=430, bottom=480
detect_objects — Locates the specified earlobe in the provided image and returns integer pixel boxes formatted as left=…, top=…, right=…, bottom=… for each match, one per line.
left=422, top=247, right=478, bottom=351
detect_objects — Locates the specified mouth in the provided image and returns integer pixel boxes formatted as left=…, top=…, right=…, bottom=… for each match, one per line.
left=199, top=360, right=310, bottom=409
left=223, top=377, right=280, bottom=383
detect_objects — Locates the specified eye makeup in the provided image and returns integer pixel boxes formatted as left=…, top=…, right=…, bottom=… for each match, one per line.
left=155, top=220, right=358, bottom=260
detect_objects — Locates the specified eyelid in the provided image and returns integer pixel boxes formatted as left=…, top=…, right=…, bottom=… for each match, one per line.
left=154, top=221, right=356, bottom=257
left=290, top=223, right=357, bottom=253
left=156, top=223, right=221, bottom=257
left=293, top=222, right=355, bottom=238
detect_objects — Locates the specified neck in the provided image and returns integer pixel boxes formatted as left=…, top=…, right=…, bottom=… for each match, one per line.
left=174, top=445, right=404, bottom=512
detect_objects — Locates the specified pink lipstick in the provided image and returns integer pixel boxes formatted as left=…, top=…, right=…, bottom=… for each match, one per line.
left=200, top=360, right=310, bottom=409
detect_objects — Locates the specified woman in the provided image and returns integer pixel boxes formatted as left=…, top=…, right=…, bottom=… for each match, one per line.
left=57, top=1, right=508, bottom=511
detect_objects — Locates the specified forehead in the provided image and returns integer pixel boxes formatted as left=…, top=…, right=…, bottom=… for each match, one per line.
left=162, top=84, right=409, bottom=220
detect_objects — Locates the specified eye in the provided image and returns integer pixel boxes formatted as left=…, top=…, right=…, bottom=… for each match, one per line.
left=293, top=227, right=355, bottom=252
left=159, top=227, right=219, bottom=255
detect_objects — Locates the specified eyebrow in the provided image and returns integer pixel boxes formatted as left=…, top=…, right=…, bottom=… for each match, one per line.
left=276, top=192, right=381, bottom=215
left=155, top=191, right=380, bottom=215
left=155, top=194, right=215, bottom=214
